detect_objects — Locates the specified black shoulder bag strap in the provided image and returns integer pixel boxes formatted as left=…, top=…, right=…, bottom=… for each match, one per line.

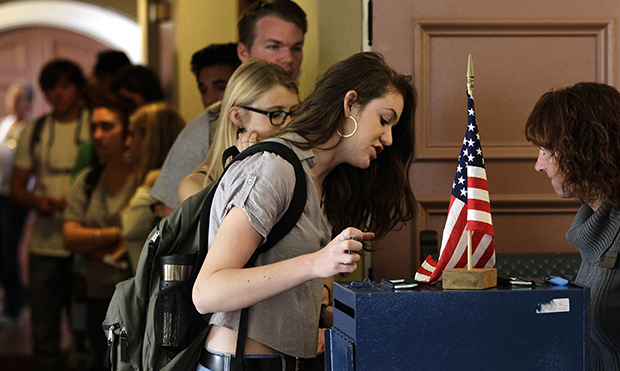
left=84, top=165, right=104, bottom=207
left=29, top=115, right=47, bottom=171
left=197, top=142, right=307, bottom=369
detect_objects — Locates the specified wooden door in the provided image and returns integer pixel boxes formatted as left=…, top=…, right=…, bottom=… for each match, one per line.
left=371, top=0, right=619, bottom=279
left=0, top=26, right=112, bottom=118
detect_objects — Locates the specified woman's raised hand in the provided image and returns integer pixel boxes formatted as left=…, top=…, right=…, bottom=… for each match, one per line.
left=235, top=130, right=259, bottom=152
left=312, top=227, right=375, bottom=278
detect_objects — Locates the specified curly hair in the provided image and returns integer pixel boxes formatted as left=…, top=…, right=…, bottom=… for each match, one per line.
left=278, top=52, right=417, bottom=239
left=525, top=82, right=620, bottom=206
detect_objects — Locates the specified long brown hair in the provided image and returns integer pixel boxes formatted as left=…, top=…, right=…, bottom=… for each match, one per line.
left=279, top=52, right=417, bottom=239
left=129, top=102, right=185, bottom=185
left=525, top=82, right=620, bottom=206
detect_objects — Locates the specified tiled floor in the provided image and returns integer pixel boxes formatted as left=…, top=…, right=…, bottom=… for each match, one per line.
left=0, top=302, right=34, bottom=371
left=0, top=213, right=76, bottom=371
left=0, top=303, right=75, bottom=371
left=0, top=213, right=36, bottom=371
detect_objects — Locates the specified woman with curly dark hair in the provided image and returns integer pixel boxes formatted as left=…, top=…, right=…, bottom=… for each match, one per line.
left=526, top=82, right=620, bottom=371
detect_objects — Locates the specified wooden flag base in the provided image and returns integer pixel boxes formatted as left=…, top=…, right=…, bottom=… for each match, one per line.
left=442, top=268, right=497, bottom=290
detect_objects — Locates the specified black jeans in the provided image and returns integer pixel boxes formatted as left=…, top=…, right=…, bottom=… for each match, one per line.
left=0, top=195, right=28, bottom=318
left=29, top=254, right=73, bottom=371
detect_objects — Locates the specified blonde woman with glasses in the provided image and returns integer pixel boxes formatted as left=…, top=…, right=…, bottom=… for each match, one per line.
left=177, top=59, right=299, bottom=203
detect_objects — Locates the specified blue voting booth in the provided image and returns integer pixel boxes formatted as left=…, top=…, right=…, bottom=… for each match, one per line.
left=326, top=281, right=589, bottom=371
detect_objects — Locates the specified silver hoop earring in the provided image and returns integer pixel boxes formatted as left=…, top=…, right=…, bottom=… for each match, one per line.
left=337, top=116, right=358, bottom=138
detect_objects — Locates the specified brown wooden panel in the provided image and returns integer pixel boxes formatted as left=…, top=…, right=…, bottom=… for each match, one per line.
left=415, top=20, right=610, bottom=160
left=419, top=196, right=580, bottom=253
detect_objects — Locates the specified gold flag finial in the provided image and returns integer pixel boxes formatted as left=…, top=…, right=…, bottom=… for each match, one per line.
left=467, top=54, right=474, bottom=93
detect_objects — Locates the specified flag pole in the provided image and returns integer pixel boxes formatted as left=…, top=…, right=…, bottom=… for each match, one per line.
left=433, top=53, right=497, bottom=290
left=466, top=54, right=474, bottom=271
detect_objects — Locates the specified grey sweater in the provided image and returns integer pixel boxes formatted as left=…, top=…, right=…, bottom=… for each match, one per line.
left=566, top=203, right=620, bottom=371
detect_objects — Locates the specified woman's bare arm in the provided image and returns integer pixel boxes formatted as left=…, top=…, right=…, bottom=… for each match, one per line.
left=192, top=206, right=373, bottom=314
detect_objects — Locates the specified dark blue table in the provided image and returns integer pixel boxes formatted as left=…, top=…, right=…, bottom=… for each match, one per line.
left=326, top=280, right=589, bottom=371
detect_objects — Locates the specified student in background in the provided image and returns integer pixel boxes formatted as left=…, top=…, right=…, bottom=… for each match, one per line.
left=121, top=102, right=185, bottom=271
left=0, top=83, right=33, bottom=327
left=192, top=43, right=241, bottom=110
left=236, top=0, right=306, bottom=80
left=110, top=65, right=165, bottom=107
left=526, top=82, right=620, bottom=371
left=189, top=43, right=241, bottom=152
left=177, top=60, right=299, bottom=202
left=11, top=59, right=90, bottom=371
left=86, top=50, right=131, bottom=103
left=63, top=94, right=137, bottom=371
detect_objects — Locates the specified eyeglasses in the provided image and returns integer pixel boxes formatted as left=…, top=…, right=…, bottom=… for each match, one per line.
left=238, top=106, right=296, bottom=126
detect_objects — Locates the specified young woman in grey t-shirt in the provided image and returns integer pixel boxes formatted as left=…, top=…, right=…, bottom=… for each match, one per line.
left=193, top=52, right=417, bottom=371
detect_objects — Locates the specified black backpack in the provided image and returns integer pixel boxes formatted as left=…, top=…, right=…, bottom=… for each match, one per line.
left=102, top=141, right=307, bottom=370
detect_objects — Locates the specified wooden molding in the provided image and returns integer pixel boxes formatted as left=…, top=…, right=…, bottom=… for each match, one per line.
left=413, top=19, right=614, bottom=160
left=416, top=193, right=582, bottom=214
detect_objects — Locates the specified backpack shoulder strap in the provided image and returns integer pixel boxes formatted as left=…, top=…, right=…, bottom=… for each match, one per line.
left=29, top=115, right=47, bottom=168
left=249, top=142, right=306, bottom=255
left=84, top=165, right=104, bottom=206
left=195, top=142, right=307, bottom=275
left=221, top=145, right=240, bottom=167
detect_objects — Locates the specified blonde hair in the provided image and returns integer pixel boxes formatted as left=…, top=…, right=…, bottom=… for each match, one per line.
left=200, top=59, right=298, bottom=182
left=130, top=102, right=185, bottom=185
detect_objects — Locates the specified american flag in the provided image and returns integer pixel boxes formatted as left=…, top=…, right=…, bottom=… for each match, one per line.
left=415, top=92, right=495, bottom=283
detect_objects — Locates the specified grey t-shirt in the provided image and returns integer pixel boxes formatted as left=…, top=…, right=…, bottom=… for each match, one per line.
left=151, top=102, right=220, bottom=210
left=207, top=138, right=330, bottom=358
left=64, top=166, right=135, bottom=298
left=13, top=111, right=91, bottom=257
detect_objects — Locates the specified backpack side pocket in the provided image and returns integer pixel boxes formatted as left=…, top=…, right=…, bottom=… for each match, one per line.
left=103, top=278, right=145, bottom=371
left=154, top=277, right=209, bottom=356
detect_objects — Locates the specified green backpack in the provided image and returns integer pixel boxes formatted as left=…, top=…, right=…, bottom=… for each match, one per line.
left=102, top=141, right=307, bottom=370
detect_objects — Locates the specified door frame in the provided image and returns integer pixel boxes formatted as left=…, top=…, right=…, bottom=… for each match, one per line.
left=0, top=1, right=141, bottom=63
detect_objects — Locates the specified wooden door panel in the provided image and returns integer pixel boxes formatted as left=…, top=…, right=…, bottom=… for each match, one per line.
left=0, top=31, right=33, bottom=108
left=0, top=39, right=27, bottom=75
left=418, top=20, right=607, bottom=160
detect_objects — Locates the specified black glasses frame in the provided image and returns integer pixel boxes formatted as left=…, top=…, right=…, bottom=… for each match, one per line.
left=238, top=106, right=294, bottom=126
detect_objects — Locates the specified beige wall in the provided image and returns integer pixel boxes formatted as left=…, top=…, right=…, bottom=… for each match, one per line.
left=174, top=0, right=238, bottom=122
